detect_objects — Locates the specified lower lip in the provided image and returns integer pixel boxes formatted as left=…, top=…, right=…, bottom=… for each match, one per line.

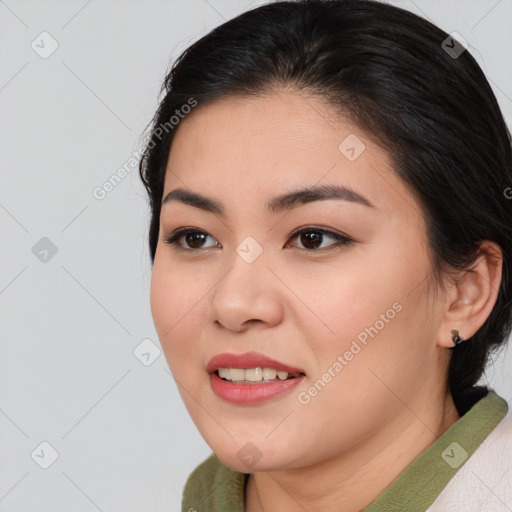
left=210, top=372, right=305, bottom=404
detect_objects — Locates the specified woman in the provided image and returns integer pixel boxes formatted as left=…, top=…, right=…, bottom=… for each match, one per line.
left=139, top=0, right=512, bottom=510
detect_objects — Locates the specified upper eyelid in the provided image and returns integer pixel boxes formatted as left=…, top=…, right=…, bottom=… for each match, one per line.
left=288, top=225, right=350, bottom=239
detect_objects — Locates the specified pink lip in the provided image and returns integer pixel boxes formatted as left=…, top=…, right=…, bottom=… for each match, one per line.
left=206, top=351, right=305, bottom=375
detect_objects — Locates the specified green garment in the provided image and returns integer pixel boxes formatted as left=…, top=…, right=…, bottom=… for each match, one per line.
left=182, top=391, right=508, bottom=512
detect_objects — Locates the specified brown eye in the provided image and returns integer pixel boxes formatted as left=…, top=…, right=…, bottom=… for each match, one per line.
left=164, top=229, right=219, bottom=250
left=298, top=231, right=323, bottom=250
left=163, top=226, right=354, bottom=252
left=286, top=227, right=354, bottom=251
left=183, top=232, right=208, bottom=249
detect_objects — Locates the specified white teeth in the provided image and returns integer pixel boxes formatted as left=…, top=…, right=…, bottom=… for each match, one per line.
left=217, top=367, right=302, bottom=383
left=262, top=368, right=277, bottom=380
left=244, top=367, right=263, bottom=381
left=218, top=368, right=230, bottom=380
left=228, top=368, right=245, bottom=381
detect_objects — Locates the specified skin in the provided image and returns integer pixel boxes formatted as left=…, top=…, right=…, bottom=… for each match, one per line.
left=150, top=89, right=502, bottom=511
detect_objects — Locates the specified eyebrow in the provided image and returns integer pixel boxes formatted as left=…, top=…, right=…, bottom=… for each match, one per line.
left=161, top=184, right=375, bottom=216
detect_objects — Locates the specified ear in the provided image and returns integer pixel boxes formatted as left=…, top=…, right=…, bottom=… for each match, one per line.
left=436, top=241, right=503, bottom=349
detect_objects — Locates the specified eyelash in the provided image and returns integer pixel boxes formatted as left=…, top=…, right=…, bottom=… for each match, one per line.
left=163, top=226, right=354, bottom=253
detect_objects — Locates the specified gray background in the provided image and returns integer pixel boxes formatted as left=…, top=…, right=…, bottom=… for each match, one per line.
left=1, top=0, right=511, bottom=510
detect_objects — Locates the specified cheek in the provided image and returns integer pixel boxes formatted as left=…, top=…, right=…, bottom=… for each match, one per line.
left=312, top=256, right=434, bottom=399
left=150, top=260, right=175, bottom=337
left=306, top=265, right=393, bottom=342
left=303, top=246, right=425, bottom=371
left=149, top=258, right=205, bottom=369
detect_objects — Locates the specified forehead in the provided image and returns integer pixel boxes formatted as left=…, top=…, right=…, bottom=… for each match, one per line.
left=163, top=91, right=421, bottom=222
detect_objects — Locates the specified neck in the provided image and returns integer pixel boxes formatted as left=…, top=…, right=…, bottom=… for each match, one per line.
left=245, top=391, right=460, bottom=512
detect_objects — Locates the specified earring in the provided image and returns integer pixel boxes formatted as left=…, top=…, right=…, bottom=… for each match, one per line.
left=450, top=329, right=466, bottom=348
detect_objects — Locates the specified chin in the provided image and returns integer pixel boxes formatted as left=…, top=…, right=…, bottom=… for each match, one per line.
left=212, top=439, right=301, bottom=474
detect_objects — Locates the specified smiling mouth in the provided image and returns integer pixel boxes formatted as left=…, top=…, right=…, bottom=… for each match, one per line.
left=216, top=367, right=305, bottom=384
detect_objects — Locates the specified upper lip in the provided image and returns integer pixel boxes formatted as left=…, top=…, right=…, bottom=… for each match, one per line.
left=207, top=352, right=306, bottom=375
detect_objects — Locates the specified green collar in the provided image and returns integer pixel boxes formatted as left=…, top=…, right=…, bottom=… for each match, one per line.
left=182, top=391, right=508, bottom=512
left=364, top=391, right=507, bottom=510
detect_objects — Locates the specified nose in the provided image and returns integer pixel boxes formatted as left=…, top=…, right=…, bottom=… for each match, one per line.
left=207, top=247, right=284, bottom=332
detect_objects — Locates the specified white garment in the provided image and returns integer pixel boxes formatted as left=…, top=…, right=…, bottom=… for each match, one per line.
left=427, top=406, right=512, bottom=511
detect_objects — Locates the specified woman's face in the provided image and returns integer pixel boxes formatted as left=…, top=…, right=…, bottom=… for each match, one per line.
left=150, top=90, right=450, bottom=472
